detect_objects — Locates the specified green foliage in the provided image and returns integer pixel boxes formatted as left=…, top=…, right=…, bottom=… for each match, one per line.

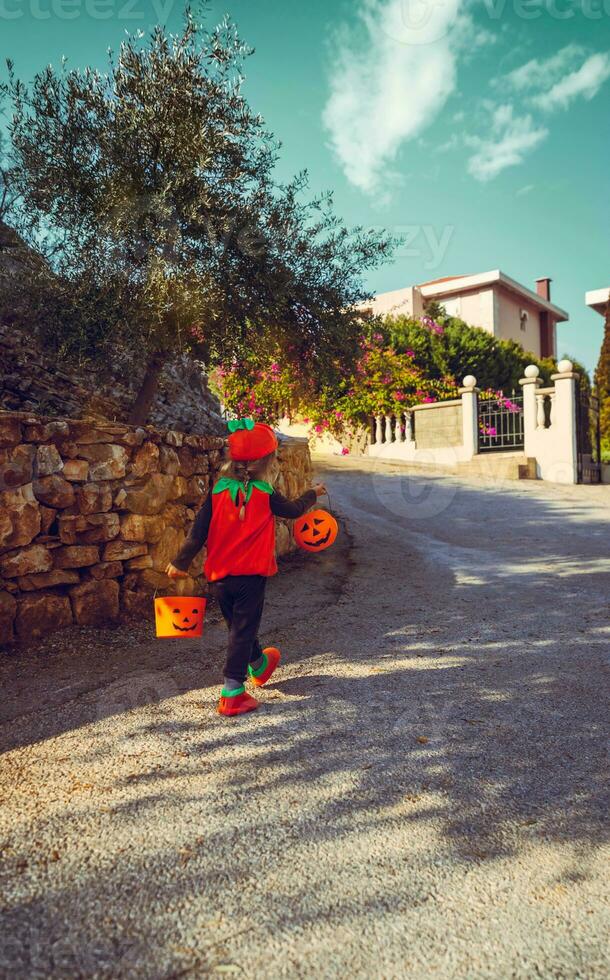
left=1, top=7, right=395, bottom=419
left=386, top=312, right=555, bottom=392
left=213, top=309, right=591, bottom=448
left=212, top=325, right=459, bottom=438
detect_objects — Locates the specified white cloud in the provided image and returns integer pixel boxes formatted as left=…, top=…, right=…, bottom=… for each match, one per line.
left=465, top=45, right=610, bottom=181
left=532, top=53, right=610, bottom=111
left=322, top=0, right=470, bottom=194
left=503, top=44, right=584, bottom=93
left=466, top=105, right=548, bottom=182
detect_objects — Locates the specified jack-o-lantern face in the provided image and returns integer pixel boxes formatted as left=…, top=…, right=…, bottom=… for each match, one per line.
left=293, top=509, right=338, bottom=553
left=154, top=596, right=206, bottom=639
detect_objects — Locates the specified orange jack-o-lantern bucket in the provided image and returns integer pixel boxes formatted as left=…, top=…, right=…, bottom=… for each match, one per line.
left=293, top=508, right=338, bottom=553
left=154, top=596, right=207, bottom=639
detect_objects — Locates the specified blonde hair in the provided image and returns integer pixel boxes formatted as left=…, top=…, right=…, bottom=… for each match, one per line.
left=217, top=450, right=279, bottom=488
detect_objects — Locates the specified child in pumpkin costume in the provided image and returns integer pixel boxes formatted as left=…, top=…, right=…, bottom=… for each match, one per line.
left=166, top=419, right=326, bottom=717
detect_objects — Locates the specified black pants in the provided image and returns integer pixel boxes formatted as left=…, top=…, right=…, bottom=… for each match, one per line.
left=212, top=575, right=267, bottom=683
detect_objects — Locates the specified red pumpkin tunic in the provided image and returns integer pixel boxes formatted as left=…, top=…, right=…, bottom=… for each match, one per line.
left=204, top=485, right=277, bottom=582
left=171, top=483, right=317, bottom=579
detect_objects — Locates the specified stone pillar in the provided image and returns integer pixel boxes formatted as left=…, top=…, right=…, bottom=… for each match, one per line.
left=459, top=375, right=479, bottom=460
left=384, top=415, right=393, bottom=444
left=519, top=364, right=541, bottom=455
left=550, top=359, right=579, bottom=484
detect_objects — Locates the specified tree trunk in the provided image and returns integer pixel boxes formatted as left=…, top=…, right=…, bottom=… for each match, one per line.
left=128, top=351, right=168, bottom=426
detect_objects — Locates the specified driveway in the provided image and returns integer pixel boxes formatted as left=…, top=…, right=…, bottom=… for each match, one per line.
left=1, top=457, right=609, bottom=979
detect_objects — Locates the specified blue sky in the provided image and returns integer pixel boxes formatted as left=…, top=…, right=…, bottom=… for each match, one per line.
left=1, top=0, right=608, bottom=371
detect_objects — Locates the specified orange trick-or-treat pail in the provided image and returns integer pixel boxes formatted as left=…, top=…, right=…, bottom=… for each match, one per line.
left=154, top=596, right=207, bottom=639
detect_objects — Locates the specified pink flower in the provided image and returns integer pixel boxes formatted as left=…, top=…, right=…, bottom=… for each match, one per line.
left=406, top=350, right=415, bottom=358
left=341, top=447, right=350, bottom=456
left=423, top=395, right=436, bottom=403
left=335, top=409, right=343, bottom=419
left=394, top=391, right=406, bottom=402
left=314, top=424, right=323, bottom=433
left=303, top=417, right=310, bottom=423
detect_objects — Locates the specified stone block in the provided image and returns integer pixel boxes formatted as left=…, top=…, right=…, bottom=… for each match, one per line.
left=17, top=569, right=80, bottom=591
left=161, top=503, right=190, bottom=529
left=129, top=441, right=159, bottom=477
left=168, top=476, right=189, bottom=501
left=136, top=568, right=172, bottom=592
left=78, top=444, right=128, bottom=480
left=125, top=554, right=153, bottom=570
left=116, top=428, right=146, bottom=448
left=53, top=545, right=100, bottom=569
left=119, top=513, right=166, bottom=543
left=123, top=474, right=174, bottom=515
left=176, top=447, right=195, bottom=477
left=191, top=453, right=210, bottom=475
left=88, top=561, right=123, bottom=580
left=23, top=420, right=70, bottom=442
left=0, top=543, right=53, bottom=578
left=16, top=592, right=73, bottom=640
left=32, top=474, right=75, bottom=509
left=0, top=590, right=17, bottom=643
left=80, top=513, right=120, bottom=544
left=183, top=476, right=208, bottom=503
left=0, top=416, right=22, bottom=448
left=34, top=444, right=64, bottom=477
left=0, top=444, right=36, bottom=489
left=77, top=483, right=113, bottom=514
left=159, top=446, right=180, bottom=475
left=102, top=540, right=147, bottom=562
left=69, top=579, right=119, bottom=627
left=0, top=483, right=41, bottom=551
left=58, top=514, right=89, bottom=544
left=62, top=459, right=89, bottom=482
left=40, top=506, right=57, bottom=534
left=121, top=589, right=154, bottom=621
left=70, top=422, right=129, bottom=444
left=56, top=440, right=79, bottom=459
left=148, top=526, right=185, bottom=572
left=165, top=430, right=183, bottom=447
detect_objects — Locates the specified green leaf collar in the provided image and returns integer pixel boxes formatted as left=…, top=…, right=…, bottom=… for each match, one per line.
left=213, top=477, right=273, bottom=505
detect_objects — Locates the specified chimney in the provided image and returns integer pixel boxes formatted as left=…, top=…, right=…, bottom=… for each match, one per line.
left=535, top=277, right=552, bottom=301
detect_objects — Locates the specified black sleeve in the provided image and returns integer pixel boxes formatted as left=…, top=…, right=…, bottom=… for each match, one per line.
left=270, top=488, right=317, bottom=519
left=172, top=493, right=213, bottom=571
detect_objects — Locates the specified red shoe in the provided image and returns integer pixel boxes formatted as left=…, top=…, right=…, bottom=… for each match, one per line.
left=217, top=686, right=260, bottom=716
left=248, top=647, right=281, bottom=687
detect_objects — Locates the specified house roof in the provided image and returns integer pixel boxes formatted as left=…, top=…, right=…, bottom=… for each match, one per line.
left=418, top=269, right=569, bottom=322
left=585, top=287, right=610, bottom=316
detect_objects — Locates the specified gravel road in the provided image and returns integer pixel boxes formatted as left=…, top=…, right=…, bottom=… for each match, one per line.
left=1, top=457, right=609, bottom=980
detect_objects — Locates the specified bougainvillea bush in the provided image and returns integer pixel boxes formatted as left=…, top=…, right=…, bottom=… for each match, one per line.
left=210, top=316, right=459, bottom=439
left=211, top=307, right=589, bottom=447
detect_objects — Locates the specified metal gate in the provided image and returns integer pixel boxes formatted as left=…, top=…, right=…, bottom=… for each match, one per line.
left=576, top=387, right=601, bottom=484
left=478, top=390, right=524, bottom=453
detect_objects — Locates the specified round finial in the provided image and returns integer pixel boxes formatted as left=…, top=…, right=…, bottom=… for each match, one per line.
left=524, top=364, right=540, bottom=378
left=462, top=375, right=477, bottom=389
left=557, top=358, right=573, bottom=374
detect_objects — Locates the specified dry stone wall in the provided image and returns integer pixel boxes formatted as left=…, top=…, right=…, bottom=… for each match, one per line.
left=0, top=323, right=225, bottom=434
left=0, top=413, right=312, bottom=646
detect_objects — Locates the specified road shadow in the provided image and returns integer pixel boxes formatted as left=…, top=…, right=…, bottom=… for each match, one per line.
left=1, top=466, right=609, bottom=976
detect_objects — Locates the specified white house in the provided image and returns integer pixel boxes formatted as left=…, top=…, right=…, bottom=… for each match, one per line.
left=362, top=270, right=569, bottom=360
